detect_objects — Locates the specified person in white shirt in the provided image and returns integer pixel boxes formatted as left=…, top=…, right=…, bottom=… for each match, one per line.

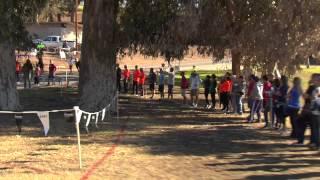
left=166, top=67, right=175, bottom=100
left=189, top=71, right=201, bottom=107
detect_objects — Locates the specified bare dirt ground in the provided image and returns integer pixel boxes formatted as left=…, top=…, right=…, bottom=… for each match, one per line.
left=1, top=87, right=320, bottom=180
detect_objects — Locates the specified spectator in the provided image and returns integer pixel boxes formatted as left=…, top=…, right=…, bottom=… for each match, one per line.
left=287, top=77, right=303, bottom=138
left=180, top=71, right=189, bottom=105
left=68, top=57, right=76, bottom=74
left=16, top=60, right=21, bottom=82
left=22, top=59, right=33, bottom=89
left=209, top=74, right=218, bottom=110
left=190, top=71, right=201, bottom=107
left=34, top=63, right=41, bottom=86
left=167, top=67, right=175, bottom=100
left=248, top=76, right=263, bottom=122
left=158, top=68, right=165, bottom=99
left=203, top=75, right=211, bottom=108
left=295, top=75, right=319, bottom=145
left=148, top=68, right=157, bottom=99
left=75, top=59, right=80, bottom=72
left=132, top=65, right=140, bottom=96
left=274, top=76, right=289, bottom=130
left=122, top=65, right=130, bottom=93
left=310, top=74, right=320, bottom=149
left=116, top=64, right=122, bottom=92
left=48, top=60, right=56, bottom=86
left=139, top=68, right=146, bottom=97
left=220, top=76, right=232, bottom=113
left=262, top=75, right=273, bottom=128
left=234, top=76, right=245, bottom=115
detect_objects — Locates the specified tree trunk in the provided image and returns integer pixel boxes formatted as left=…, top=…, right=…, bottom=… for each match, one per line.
left=79, top=0, right=118, bottom=112
left=70, top=11, right=75, bottom=23
left=231, top=49, right=241, bottom=75
left=0, top=44, right=20, bottom=110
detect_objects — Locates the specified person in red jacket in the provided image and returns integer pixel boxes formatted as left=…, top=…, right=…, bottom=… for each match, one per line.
left=220, top=76, right=232, bottom=113
left=139, top=68, right=146, bottom=96
left=122, top=65, right=130, bottom=93
left=16, top=60, right=21, bottom=82
left=132, top=65, right=140, bottom=95
left=48, top=60, right=57, bottom=86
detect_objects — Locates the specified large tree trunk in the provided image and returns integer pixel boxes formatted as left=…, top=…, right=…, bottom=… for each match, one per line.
left=79, top=0, right=118, bottom=112
left=0, top=44, right=20, bottom=110
left=231, top=49, right=241, bottom=76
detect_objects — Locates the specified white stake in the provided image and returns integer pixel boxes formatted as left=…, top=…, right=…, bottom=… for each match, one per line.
left=74, top=106, right=82, bottom=169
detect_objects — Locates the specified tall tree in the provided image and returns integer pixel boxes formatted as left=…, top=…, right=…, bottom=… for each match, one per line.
left=79, top=0, right=118, bottom=111
left=0, top=1, right=35, bottom=110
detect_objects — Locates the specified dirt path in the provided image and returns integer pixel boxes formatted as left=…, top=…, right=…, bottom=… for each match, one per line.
left=1, top=93, right=320, bottom=179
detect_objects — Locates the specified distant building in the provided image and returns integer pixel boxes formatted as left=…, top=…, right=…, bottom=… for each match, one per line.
left=25, top=22, right=83, bottom=43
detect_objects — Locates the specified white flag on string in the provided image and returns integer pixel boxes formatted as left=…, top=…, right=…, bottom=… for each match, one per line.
left=85, top=113, right=92, bottom=127
left=94, top=112, right=99, bottom=124
left=101, top=108, right=106, bottom=121
left=37, top=111, right=50, bottom=136
left=75, top=108, right=82, bottom=124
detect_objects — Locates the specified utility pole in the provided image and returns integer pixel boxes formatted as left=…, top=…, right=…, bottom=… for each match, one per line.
left=75, top=0, right=78, bottom=51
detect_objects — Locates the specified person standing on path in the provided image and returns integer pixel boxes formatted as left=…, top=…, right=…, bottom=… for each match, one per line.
left=132, top=65, right=140, bottom=96
left=167, top=67, right=175, bottom=100
left=122, top=65, right=130, bottom=94
left=310, top=74, right=320, bottom=149
left=262, top=75, right=273, bottom=127
left=16, top=60, right=21, bottom=82
left=116, top=64, right=122, bottom=92
left=180, top=71, right=189, bottom=105
left=158, top=68, right=165, bottom=99
left=34, top=63, right=41, bottom=86
left=234, top=75, right=245, bottom=115
left=148, top=68, right=157, bottom=99
left=190, top=71, right=201, bottom=108
left=248, top=76, right=264, bottom=122
left=209, top=74, right=217, bottom=110
left=22, top=59, right=33, bottom=89
left=275, top=76, right=289, bottom=130
left=139, top=68, right=146, bottom=97
left=203, top=75, right=211, bottom=109
left=48, top=60, right=56, bottom=86
left=287, top=77, right=303, bottom=138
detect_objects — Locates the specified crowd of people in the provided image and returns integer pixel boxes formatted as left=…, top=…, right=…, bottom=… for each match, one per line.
left=116, top=64, right=320, bottom=149
left=16, top=59, right=58, bottom=88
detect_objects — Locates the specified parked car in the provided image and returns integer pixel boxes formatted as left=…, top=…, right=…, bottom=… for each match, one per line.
left=42, top=35, right=76, bottom=52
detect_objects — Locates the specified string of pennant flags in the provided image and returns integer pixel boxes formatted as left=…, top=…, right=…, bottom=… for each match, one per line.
left=0, top=94, right=118, bottom=136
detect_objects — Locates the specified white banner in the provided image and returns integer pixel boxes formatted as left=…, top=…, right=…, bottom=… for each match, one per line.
left=37, top=111, right=50, bottom=136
